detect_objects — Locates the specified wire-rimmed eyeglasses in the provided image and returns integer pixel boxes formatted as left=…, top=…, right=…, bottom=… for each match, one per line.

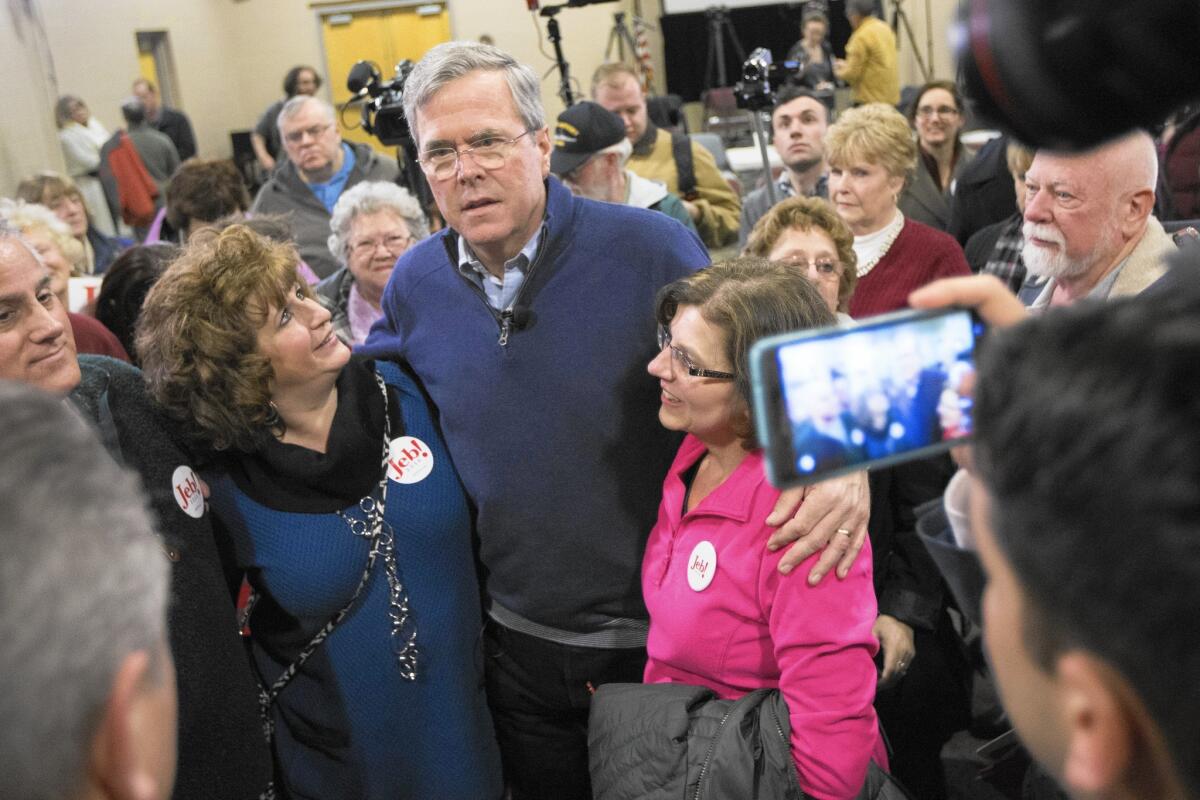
left=657, top=325, right=736, bottom=380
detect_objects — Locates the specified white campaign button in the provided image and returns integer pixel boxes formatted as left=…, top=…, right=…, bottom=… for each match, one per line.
left=171, top=465, right=205, bottom=519
left=386, top=436, right=435, bottom=484
left=686, top=540, right=717, bottom=591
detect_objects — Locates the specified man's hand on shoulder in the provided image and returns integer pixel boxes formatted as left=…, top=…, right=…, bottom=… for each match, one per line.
left=765, top=470, right=870, bottom=584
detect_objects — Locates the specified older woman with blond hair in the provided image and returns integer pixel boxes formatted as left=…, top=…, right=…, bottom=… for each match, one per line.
left=320, top=181, right=428, bottom=346
left=744, top=195, right=858, bottom=320
left=0, top=199, right=129, bottom=360
left=16, top=170, right=129, bottom=273
left=136, top=224, right=501, bottom=799
left=825, top=103, right=969, bottom=318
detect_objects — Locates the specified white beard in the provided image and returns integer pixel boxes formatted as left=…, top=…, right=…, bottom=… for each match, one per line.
left=1021, top=222, right=1107, bottom=280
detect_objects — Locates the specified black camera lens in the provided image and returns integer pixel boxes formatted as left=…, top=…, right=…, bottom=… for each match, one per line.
left=956, top=0, right=1200, bottom=150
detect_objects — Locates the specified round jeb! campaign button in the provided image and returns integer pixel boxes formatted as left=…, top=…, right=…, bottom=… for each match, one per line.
left=686, top=541, right=717, bottom=591
left=171, top=465, right=205, bottom=519
left=386, top=436, right=434, bottom=484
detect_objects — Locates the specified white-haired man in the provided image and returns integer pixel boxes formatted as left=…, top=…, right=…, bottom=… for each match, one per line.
left=1022, top=130, right=1171, bottom=306
left=252, top=96, right=400, bottom=277
left=0, top=381, right=176, bottom=800
left=549, top=100, right=695, bottom=232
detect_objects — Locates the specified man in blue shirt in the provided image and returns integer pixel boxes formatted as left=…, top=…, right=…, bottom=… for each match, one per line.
left=252, top=96, right=399, bottom=278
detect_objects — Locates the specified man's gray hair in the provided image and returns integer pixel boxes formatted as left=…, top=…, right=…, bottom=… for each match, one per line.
left=846, top=0, right=876, bottom=16
left=0, top=382, right=170, bottom=800
left=277, top=95, right=336, bottom=133
left=0, top=217, right=48, bottom=271
left=402, top=41, right=545, bottom=148
left=328, top=180, right=430, bottom=261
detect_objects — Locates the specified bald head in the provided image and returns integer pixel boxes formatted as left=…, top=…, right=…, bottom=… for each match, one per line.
left=1022, top=130, right=1158, bottom=292
left=1094, top=131, right=1158, bottom=198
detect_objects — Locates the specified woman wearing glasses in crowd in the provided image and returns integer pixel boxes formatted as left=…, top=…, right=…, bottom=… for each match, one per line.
left=637, top=257, right=887, bottom=798
left=318, top=182, right=428, bottom=347
left=744, top=195, right=858, bottom=322
left=137, top=224, right=502, bottom=800
left=899, top=80, right=974, bottom=232
left=747, top=199, right=973, bottom=799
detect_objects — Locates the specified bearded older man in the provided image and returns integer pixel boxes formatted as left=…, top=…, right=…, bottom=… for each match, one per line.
left=1021, top=131, right=1171, bottom=307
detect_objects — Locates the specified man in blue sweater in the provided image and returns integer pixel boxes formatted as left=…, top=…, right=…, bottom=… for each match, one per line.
left=360, top=42, right=870, bottom=800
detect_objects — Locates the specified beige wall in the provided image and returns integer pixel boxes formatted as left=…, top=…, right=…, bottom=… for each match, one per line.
left=0, top=1, right=65, bottom=194
left=893, top=0, right=960, bottom=87
left=3, top=0, right=958, bottom=196
left=38, top=0, right=248, bottom=162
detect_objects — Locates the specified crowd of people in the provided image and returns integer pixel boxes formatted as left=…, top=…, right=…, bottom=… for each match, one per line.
left=3, top=9, right=1200, bottom=800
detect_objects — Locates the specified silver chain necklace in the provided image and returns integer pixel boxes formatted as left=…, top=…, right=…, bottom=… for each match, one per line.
left=253, top=370, right=419, bottom=754
left=335, top=370, right=419, bottom=679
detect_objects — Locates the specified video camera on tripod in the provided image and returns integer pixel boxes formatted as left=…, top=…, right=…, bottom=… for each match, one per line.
left=732, top=47, right=795, bottom=206
left=733, top=47, right=789, bottom=112
left=347, top=59, right=415, bottom=147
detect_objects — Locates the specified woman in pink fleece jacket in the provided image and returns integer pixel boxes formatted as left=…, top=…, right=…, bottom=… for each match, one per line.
left=642, top=257, right=888, bottom=799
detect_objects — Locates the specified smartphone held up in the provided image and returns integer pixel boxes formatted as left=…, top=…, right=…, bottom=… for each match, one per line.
left=751, top=307, right=985, bottom=489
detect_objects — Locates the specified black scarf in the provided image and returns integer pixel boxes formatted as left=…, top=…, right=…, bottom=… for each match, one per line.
left=227, top=356, right=404, bottom=513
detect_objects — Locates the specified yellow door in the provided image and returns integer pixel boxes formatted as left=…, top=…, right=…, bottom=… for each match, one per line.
left=137, top=50, right=157, bottom=86
left=321, top=4, right=452, bottom=157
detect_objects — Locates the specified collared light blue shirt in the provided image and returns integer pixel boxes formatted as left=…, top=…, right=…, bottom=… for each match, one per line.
left=456, top=224, right=545, bottom=311
left=307, top=143, right=356, bottom=212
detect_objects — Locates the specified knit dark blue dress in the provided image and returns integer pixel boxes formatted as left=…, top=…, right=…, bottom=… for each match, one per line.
left=207, top=360, right=502, bottom=799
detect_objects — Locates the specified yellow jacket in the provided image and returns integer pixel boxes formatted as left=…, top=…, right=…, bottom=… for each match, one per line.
left=836, top=16, right=900, bottom=106
left=626, top=128, right=740, bottom=249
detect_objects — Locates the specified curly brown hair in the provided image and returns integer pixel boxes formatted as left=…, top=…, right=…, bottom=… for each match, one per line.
left=655, top=256, right=835, bottom=447
left=136, top=224, right=308, bottom=452
left=743, top=196, right=859, bottom=312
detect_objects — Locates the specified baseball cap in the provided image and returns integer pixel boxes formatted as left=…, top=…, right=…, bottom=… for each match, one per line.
left=551, top=101, right=627, bottom=176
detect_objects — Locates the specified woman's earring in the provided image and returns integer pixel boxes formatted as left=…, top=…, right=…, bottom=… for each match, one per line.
left=265, top=400, right=283, bottom=432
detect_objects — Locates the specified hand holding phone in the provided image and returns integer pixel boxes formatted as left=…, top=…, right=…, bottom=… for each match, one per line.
left=751, top=307, right=986, bottom=489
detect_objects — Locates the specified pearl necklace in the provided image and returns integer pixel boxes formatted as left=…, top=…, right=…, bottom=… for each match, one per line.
left=854, top=211, right=905, bottom=278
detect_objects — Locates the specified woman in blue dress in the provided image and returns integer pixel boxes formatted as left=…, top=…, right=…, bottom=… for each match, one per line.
left=137, top=224, right=502, bottom=799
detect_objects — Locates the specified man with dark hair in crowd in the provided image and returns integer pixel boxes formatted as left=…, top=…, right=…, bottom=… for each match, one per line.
left=592, top=61, right=741, bottom=249
left=251, top=64, right=322, bottom=173
left=251, top=96, right=399, bottom=278
left=164, top=157, right=251, bottom=241
left=549, top=100, right=695, bottom=232
left=360, top=41, right=870, bottom=800
left=738, top=84, right=830, bottom=247
left=0, top=222, right=271, bottom=799
left=132, top=77, right=197, bottom=160
left=938, top=275, right=1200, bottom=799
left=0, top=381, right=177, bottom=800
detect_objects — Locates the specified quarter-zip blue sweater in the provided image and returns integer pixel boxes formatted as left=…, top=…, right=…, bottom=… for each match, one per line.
left=360, top=177, right=709, bottom=633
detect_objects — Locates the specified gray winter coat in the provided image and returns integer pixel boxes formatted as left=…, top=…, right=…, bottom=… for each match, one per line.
left=590, top=682, right=908, bottom=800
left=251, top=140, right=399, bottom=278
left=589, top=683, right=802, bottom=800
